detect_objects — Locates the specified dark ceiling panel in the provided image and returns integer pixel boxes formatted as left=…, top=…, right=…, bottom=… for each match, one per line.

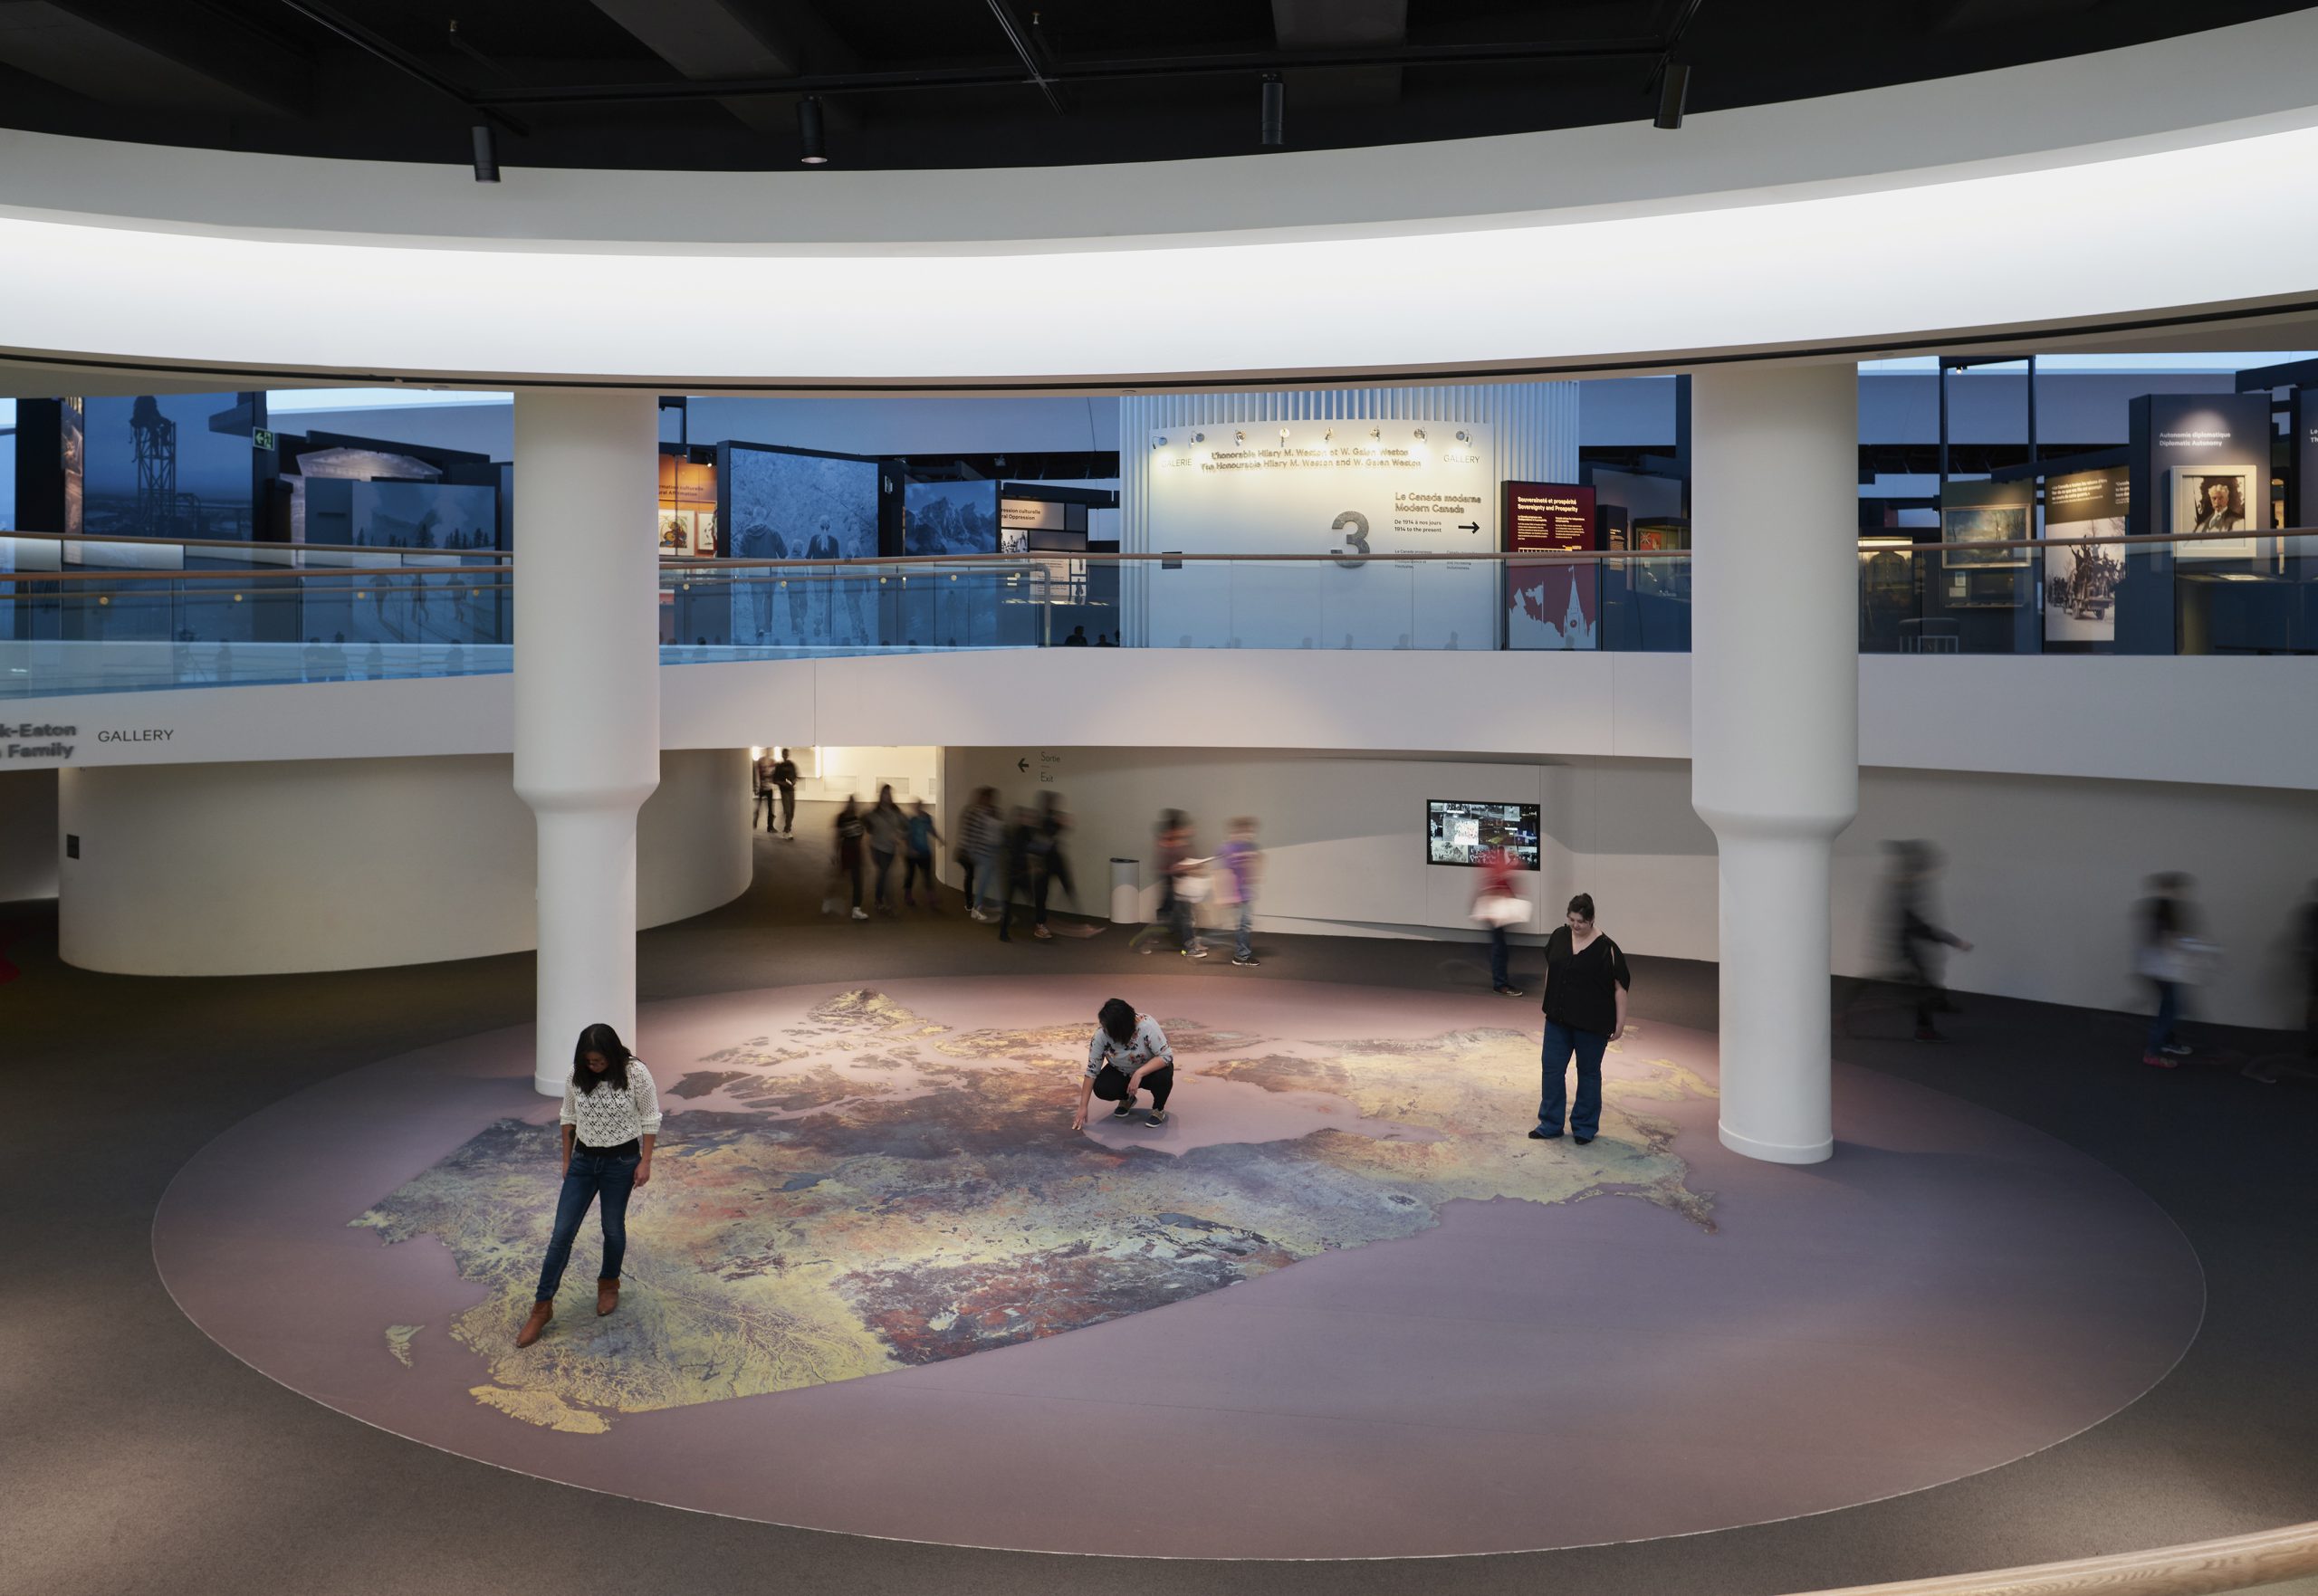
left=0, top=0, right=2304, bottom=170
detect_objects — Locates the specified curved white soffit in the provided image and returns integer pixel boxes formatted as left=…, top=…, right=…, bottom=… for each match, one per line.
left=5, top=33, right=2318, bottom=385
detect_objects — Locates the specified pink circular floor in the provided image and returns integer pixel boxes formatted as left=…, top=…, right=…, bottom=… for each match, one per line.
left=154, top=976, right=2201, bottom=1559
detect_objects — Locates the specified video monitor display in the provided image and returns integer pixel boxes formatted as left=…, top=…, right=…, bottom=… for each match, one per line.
left=1427, top=800, right=1541, bottom=870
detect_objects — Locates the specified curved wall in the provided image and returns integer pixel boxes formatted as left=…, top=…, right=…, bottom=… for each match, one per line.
left=56, top=749, right=749, bottom=976
left=4, top=19, right=2317, bottom=384
left=944, top=745, right=2318, bottom=1033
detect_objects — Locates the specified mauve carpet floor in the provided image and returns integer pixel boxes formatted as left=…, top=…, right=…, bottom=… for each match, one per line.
left=4, top=813, right=2316, bottom=1594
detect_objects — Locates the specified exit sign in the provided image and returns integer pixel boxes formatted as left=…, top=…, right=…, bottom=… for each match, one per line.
left=252, top=428, right=276, bottom=451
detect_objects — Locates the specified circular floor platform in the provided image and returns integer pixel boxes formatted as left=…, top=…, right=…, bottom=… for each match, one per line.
left=154, top=977, right=2202, bottom=1560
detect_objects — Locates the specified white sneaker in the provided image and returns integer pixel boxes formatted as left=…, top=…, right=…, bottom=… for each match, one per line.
left=850, top=907, right=868, bottom=921
left=821, top=898, right=835, bottom=914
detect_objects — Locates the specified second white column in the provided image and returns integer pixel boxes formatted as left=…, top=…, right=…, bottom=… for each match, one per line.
left=1689, top=362, right=1860, bottom=1165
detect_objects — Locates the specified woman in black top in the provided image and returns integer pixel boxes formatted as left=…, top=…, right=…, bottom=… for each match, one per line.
left=1530, top=893, right=1630, bottom=1144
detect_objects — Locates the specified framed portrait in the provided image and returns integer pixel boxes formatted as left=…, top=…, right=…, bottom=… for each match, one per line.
left=2171, top=464, right=2260, bottom=560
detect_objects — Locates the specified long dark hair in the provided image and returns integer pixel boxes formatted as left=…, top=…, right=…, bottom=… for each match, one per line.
left=1098, top=998, right=1136, bottom=1045
left=573, top=1022, right=634, bottom=1094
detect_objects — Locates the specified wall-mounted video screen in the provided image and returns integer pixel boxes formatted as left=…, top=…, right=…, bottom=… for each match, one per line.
left=1426, top=800, right=1541, bottom=869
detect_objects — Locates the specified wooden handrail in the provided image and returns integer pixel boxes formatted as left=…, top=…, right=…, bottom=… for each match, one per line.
left=1782, top=1520, right=2318, bottom=1596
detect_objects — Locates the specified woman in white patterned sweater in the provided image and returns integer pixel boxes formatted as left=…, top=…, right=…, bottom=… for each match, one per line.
left=515, top=1023, right=662, bottom=1348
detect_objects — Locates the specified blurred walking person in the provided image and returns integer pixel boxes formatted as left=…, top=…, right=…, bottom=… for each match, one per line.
left=1883, top=840, right=1972, bottom=1041
left=903, top=798, right=943, bottom=911
left=960, top=786, right=1003, bottom=922
left=1216, top=817, right=1263, bottom=967
left=867, top=786, right=905, bottom=915
left=1156, top=810, right=1210, bottom=959
left=1530, top=893, right=1629, bottom=1145
left=752, top=750, right=777, bottom=830
left=770, top=748, right=799, bottom=837
left=823, top=796, right=867, bottom=921
left=1473, top=824, right=1525, bottom=997
left=1037, top=791, right=1078, bottom=916
left=996, top=806, right=1040, bottom=943
left=2136, top=872, right=2206, bottom=1067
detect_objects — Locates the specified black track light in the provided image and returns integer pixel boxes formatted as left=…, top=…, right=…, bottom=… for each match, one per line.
left=470, top=123, right=499, bottom=182
left=1260, top=74, right=1284, bottom=148
left=1653, top=62, right=1690, bottom=130
left=799, top=95, right=828, bottom=165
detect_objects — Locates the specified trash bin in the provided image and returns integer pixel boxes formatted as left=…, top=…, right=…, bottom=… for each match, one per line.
left=1110, top=857, right=1142, bottom=925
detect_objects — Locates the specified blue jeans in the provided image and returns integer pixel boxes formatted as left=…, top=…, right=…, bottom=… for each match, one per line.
left=1166, top=891, right=1194, bottom=952
left=1235, top=901, right=1254, bottom=960
left=1538, top=1019, right=1609, bottom=1138
left=2146, top=980, right=2180, bottom=1055
left=533, top=1144, right=640, bottom=1303
left=1489, top=926, right=1510, bottom=989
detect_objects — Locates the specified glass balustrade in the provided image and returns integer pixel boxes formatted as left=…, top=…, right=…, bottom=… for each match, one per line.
left=0, top=534, right=512, bottom=695
left=1857, top=527, right=2318, bottom=655
left=5, top=530, right=2311, bottom=699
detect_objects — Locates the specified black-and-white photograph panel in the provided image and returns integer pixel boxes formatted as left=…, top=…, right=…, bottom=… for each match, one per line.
left=2044, top=465, right=2130, bottom=645
left=723, top=445, right=880, bottom=648
left=903, top=479, right=999, bottom=557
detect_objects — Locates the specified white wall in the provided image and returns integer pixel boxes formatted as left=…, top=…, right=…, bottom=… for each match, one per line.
left=943, top=745, right=2318, bottom=1032
left=56, top=749, right=750, bottom=976
left=0, top=768, right=57, bottom=901
left=795, top=744, right=939, bottom=804
left=948, top=746, right=1557, bottom=934
left=10, top=650, right=2316, bottom=798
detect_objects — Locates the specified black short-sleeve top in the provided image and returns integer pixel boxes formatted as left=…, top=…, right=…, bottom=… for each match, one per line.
left=1540, top=927, right=1631, bottom=1037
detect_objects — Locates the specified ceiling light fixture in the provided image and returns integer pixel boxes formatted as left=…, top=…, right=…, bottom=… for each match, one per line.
left=1260, top=74, right=1285, bottom=148
left=1654, top=63, right=1691, bottom=130
left=799, top=96, right=829, bottom=164
left=470, top=124, right=499, bottom=183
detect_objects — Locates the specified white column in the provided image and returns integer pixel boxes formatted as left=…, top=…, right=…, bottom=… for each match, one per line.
left=1690, top=363, right=1859, bottom=1165
left=512, top=391, right=661, bottom=1095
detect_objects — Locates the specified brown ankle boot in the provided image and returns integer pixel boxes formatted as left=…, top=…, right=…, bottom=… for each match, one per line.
left=514, top=1300, right=553, bottom=1347
left=596, top=1278, right=620, bottom=1317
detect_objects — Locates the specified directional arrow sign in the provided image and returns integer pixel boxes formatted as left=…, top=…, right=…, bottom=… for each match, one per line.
left=1017, top=757, right=1030, bottom=773
left=1458, top=521, right=1480, bottom=534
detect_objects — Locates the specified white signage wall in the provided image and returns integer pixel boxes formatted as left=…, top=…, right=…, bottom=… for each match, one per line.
left=1144, top=423, right=1496, bottom=649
